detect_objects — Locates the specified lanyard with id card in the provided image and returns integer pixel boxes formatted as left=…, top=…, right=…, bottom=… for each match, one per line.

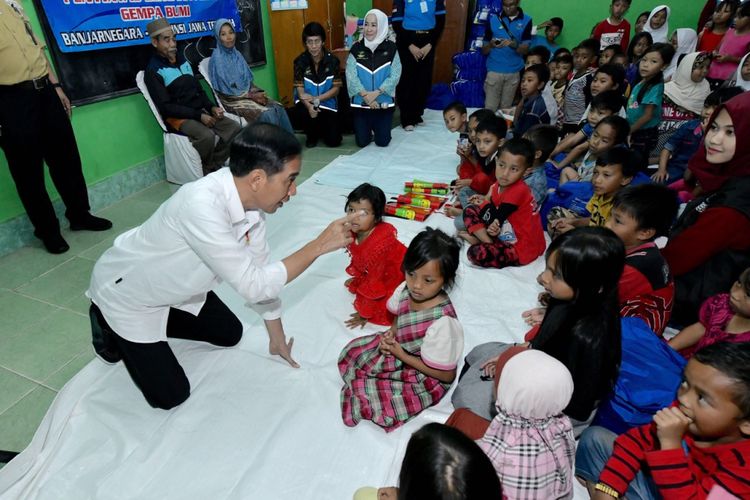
left=408, top=0, right=431, bottom=15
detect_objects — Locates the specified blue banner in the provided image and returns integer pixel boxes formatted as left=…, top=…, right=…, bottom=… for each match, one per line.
left=38, top=0, right=241, bottom=53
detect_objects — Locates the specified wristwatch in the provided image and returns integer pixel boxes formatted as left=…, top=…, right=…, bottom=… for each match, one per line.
left=594, top=483, right=620, bottom=498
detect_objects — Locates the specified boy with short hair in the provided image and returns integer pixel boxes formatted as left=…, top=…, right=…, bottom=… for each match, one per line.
left=610, top=52, right=628, bottom=69
left=557, top=116, right=630, bottom=186
left=593, top=0, right=632, bottom=52
left=525, top=45, right=551, bottom=67
left=448, top=109, right=497, bottom=218
left=599, top=44, right=624, bottom=66
left=549, top=146, right=637, bottom=235
left=523, top=124, right=558, bottom=206
left=606, top=183, right=678, bottom=334
left=561, top=39, right=599, bottom=136
left=512, top=64, right=551, bottom=138
left=550, top=53, right=573, bottom=123
left=459, top=138, right=546, bottom=269
left=531, top=17, right=564, bottom=55
left=579, top=341, right=750, bottom=500
left=553, top=87, right=624, bottom=158
left=453, top=116, right=508, bottom=215
left=456, top=108, right=496, bottom=181
left=443, top=101, right=468, bottom=134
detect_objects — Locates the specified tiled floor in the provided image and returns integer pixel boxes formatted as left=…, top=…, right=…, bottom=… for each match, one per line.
left=0, top=136, right=358, bottom=462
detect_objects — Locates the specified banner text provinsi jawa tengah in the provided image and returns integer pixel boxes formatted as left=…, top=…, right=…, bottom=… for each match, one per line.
left=39, top=0, right=241, bottom=52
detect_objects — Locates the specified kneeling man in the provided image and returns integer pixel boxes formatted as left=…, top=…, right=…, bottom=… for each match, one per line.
left=87, top=124, right=352, bottom=409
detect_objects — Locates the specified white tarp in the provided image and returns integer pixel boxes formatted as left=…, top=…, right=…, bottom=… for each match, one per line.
left=0, top=110, right=588, bottom=499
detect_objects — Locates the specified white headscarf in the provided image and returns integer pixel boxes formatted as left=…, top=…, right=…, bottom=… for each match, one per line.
left=733, top=53, right=750, bottom=91
left=644, top=5, right=671, bottom=43
left=665, top=28, right=698, bottom=81
left=496, top=349, right=574, bottom=419
left=363, top=9, right=389, bottom=52
left=664, top=52, right=711, bottom=115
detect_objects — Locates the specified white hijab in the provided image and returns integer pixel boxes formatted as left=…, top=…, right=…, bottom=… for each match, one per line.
left=664, top=52, right=711, bottom=115
left=733, top=53, right=750, bottom=91
left=644, top=5, right=671, bottom=43
left=665, top=28, right=697, bottom=81
left=496, top=350, right=574, bottom=419
left=363, top=9, right=389, bottom=52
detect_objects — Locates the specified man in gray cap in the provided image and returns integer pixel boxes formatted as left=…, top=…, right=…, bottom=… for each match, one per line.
left=144, top=17, right=242, bottom=174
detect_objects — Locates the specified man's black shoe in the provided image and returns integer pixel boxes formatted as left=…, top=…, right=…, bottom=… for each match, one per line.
left=69, top=213, right=113, bottom=232
left=305, top=137, right=318, bottom=148
left=34, top=231, right=70, bottom=254
left=89, top=305, right=121, bottom=365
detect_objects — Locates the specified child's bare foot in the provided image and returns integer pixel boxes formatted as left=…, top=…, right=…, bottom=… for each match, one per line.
left=457, top=230, right=480, bottom=245
left=446, top=206, right=463, bottom=217
left=522, top=307, right=547, bottom=326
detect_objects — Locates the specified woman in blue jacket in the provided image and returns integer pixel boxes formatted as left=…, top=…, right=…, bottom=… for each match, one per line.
left=346, top=10, right=402, bottom=147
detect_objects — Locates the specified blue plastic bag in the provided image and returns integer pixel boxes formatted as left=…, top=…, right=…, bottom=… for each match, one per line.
left=593, top=317, right=686, bottom=435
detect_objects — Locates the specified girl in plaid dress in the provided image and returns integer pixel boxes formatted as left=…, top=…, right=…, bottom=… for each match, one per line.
left=338, top=228, right=464, bottom=432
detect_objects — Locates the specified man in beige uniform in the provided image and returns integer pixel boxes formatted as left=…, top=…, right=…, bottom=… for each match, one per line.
left=0, top=0, right=111, bottom=253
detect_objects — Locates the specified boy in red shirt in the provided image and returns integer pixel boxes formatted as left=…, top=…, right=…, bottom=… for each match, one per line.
left=593, top=0, right=632, bottom=52
left=458, top=138, right=546, bottom=268
left=451, top=115, right=507, bottom=222
left=606, top=183, right=678, bottom=335
left=577, top=341, right=750, bottom=500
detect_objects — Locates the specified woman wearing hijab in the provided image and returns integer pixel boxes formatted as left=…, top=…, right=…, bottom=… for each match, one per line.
left=643, top=5, right=671, bottom=44
left=725, top=52, right=750, bottom=90
left=345, top=10, right=401, bottom=147
left=665, top=28, right=698, bottom=81
left=476, top=350, right=575, bottom=500
left=292, top=22, right=343, bottom=148
left=392, top=0, right=445, bottom=131
left=653, top=51, right=712, bottom=159
left=663, top=91, right=750, bottom=326
left=664, top=52, right=711, bottom=116
left=208, top=20, right=293, bottom=132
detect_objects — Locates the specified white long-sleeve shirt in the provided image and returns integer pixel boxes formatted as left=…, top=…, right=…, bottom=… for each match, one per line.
left=87, top=168, right=287, bottom=343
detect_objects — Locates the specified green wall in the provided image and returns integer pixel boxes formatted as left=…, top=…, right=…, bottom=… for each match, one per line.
left=524, top=0, right=701, bottom=50
left=0, top=0, right=279, bottom=223
left=346, top=0, right=375, bottom=17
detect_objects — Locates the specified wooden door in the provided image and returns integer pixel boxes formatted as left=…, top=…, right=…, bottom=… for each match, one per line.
left=266, top=3, right=305, bottom=106
left=433, top=0, right=468, bottom=83
left=372, top=0, right=392, bottom=13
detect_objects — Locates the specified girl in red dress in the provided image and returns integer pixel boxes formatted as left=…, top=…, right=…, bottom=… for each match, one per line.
left=344, top=183, right=407, bottom=328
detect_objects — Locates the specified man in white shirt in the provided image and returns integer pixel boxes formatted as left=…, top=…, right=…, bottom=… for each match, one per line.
left=87, top=124, right=353, bottom=409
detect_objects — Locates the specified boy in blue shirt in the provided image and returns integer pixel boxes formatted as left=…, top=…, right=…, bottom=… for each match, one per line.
left=512, top=64, right=551, bottom=138
left=530, top=17, right=563, bottom=56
